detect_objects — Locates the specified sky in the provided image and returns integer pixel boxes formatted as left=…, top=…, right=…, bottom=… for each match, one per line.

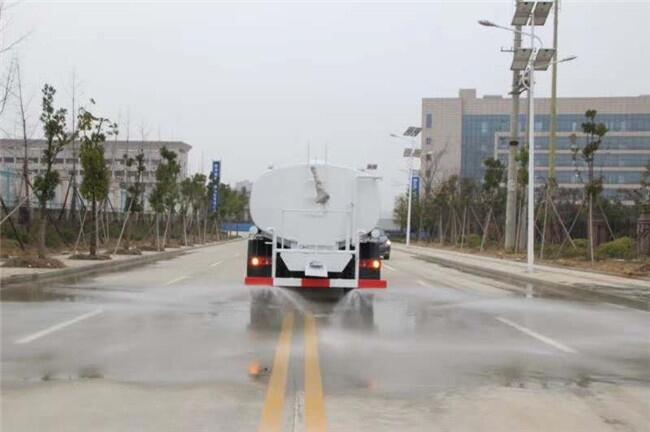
left=1, top=0, right=649, bottom=215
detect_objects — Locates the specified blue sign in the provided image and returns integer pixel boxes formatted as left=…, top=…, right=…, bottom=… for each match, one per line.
left=411, top=175, right=420, bottom=201
left=211, top=160, right=221, bottom=213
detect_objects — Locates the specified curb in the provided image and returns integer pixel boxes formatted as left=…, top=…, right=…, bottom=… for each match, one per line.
left=0, top=239, right=242, bottom=289
left=400, top=248, right=649, bottom=311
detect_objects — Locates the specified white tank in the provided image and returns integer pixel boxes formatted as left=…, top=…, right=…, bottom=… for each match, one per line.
left=250, top=163, right=381, bottom=247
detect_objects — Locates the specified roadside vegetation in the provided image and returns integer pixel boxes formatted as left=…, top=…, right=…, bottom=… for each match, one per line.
left=393, top=110, right=650, bottom=278
left=0, top=80, right=250, bottom=267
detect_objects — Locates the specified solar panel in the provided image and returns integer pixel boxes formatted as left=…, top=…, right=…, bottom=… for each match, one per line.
left=403, top=127, right=422, bottom=137
left=511, top=48, right=533, bottom=71
left=511, top=1, right=534, bottom=26
left=532, top=1, right=553, bottom=26
left=534, top=48, right=556, bottom=70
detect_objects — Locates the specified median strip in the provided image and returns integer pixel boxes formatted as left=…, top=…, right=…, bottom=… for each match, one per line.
left=304, top=313, right=328, bottom=432
left=258, top=312, right=295, bottom=432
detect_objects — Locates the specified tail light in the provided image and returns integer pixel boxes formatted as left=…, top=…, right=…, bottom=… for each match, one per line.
left=250, top=256, right=272, bottom=267
left=360, top=259, right=381, bottom=270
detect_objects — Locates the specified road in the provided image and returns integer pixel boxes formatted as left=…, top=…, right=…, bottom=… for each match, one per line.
left=1, top=240, right=649, bottom=431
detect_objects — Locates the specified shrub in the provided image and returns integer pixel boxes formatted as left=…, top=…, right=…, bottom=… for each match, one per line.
left=465, top=234, right=481, bottom=249
left=595, top=237, right=636, bottom=260
left=564, top=238, right=588, bottom=258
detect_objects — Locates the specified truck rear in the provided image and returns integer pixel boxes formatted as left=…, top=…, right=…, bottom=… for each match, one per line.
left=244, top=163, right=387, bottom=290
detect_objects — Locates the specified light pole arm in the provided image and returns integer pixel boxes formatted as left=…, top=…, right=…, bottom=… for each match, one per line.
left=484, top=23, right=544, bottom=49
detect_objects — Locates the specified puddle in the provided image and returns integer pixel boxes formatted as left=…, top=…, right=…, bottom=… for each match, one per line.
left=0, top=284, right=79, bottom=302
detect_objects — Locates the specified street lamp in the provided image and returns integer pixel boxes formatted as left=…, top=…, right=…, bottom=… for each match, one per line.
left=479, top=1, right=553, bottom=273
left=391, top=127, right=421, bottom=246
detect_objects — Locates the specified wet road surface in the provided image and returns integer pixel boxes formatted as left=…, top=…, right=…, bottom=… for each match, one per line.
left=1, top=240, right=649, bottom=431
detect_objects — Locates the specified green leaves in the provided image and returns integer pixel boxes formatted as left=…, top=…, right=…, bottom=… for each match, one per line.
left=483, top=157, right=505, bottom=192
left=125, top=150, right=146, bottom=213
left=34, top=84, right=72, bottom=207
left=33, top=171, right=60, bottom=202
left=77, top=103, right=113, bottom=203
left=575, top=109, right=609, bottom=200
left=149, top=146, right=181, bottom=213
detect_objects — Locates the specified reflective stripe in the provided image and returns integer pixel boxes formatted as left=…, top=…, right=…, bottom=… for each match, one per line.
left=358, top=279, right=387, bottom=289
left=302, top=278, right=330, bottom=288
left=245, top=277, right=273, bottom=286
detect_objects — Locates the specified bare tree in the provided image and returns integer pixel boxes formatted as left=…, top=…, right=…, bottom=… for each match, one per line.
left=13, top=60, right=32, bottom=223
left=0, top=1, right=30, bottom=118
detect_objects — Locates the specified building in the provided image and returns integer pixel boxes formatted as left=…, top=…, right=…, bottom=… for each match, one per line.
left=0, top=139, right=191, bottom=211
left=234, top=180, right=253, bottom=194
left=421, top=89, right=650, bottom=199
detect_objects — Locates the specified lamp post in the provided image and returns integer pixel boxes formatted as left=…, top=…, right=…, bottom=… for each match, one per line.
left=479, top=1, right=554, bottom=272
left=391, top=127, right=421, bottom=246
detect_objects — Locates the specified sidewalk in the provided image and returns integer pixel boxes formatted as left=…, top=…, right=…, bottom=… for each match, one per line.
left=0, top=240, right=238, bottom=289
left=395, top=244, right=650, bottom=310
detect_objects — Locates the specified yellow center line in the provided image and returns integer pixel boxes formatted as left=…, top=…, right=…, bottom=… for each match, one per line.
left=258, top=312, right=294, bottom=432
left=305, top=313, right=328, bottom=432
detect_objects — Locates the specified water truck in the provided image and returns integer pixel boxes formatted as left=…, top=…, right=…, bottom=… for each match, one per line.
left=244, top=163, right=387, bottom=290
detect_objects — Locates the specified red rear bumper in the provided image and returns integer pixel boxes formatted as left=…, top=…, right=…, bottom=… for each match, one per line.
left=244, top=277, right=386, bottom=289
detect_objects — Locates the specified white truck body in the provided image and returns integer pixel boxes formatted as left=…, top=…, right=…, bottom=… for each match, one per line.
left=245, top=163, right=386, bottom=289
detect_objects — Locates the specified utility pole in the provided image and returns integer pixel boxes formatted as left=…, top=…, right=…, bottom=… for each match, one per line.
left=548, top=0, right=559, bottom=181
left=526, top=17, right=536, bottom=272
left=70, top=72, right=78, bottom=220
left=406, top=137, right=415, bottom=246
left=505, top=2, right=523, bottom=253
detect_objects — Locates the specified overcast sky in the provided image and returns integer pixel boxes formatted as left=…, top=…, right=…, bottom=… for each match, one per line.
left=2, top=0, right=649, bottom=215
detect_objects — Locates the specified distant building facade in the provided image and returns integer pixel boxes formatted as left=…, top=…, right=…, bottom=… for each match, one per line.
left=421, top=89, right=650, bottom=199
left=234, top=180, right=253, bottom=194
left=0, top=139, right=191, bottom=211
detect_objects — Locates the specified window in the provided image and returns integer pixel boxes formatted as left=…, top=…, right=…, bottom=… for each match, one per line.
left=3, top=157, right=14, bottom=163
left=425, top=137, right=432, bottom=147
left=425, top=113, right=433, bottom=129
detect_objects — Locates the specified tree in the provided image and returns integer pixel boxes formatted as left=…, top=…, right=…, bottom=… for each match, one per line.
left=121, top=149, right=145, bottom=250
left=77, top=102, right=117, bottom=256
left=13, top=61, right=33, bottom=225
left=0, top=1, right=30, bottom=119
left=179, top=173, right=208, bottom=245
left=33, top=84, right=72, bottom=258
left=624, top=161, right=650, bottom=212
left=149, top=147, right=180, bottom=249
left=571, top=109, right=608, bottom=262
left=480, top=157, right=505, bottom=250
left=418, top=141, right=449, bottom=241
left=393, top=193, right=408, bottom=232
left=217, top=183, right=247, bottom=222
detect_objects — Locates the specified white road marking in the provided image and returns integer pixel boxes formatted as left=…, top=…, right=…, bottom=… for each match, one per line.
left=604, top=302, right=649, bottom=314
left=496, top=316, right=577, bottom=354
left=164, top=275, right=189, bottom=286
left=605, top=302, right=629, bottom=310
left=383, top=263, right=397, bottom=272
left=293, top=390, right=305, bottom=432
left=417, top=279, right=431, bottom=287
left=210, top=260, right=223, bottom=267
left=15, top=308, right=104, bottom=345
